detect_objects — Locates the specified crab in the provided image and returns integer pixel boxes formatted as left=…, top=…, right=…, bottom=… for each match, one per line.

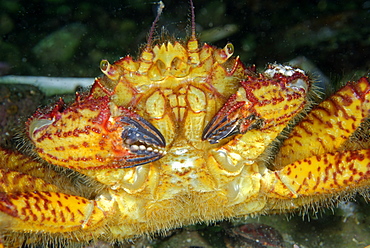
left=0, top=1, right=370, bottom=247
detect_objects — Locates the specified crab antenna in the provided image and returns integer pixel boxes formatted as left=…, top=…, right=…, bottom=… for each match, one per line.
left=146, top=1, right=165, bottom=48
left=189, top=0, right=196, bottom=39
left=187, top=0, right=199, bottom=64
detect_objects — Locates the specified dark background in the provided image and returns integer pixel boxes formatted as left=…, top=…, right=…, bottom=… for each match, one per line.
left=1, top=0, right=369, bottom=84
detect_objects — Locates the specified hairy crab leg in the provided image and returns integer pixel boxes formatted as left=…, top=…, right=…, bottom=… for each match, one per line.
left=0, top=149, right=61, bottom=182
left=0, top=191, right=112, bottom=234
left=0, top=150, right=114, bottom=238
left=269, top=149, right=370, bottom=199
left=0, top=149, right=61, bottom=194
left=274, top=77, right=370, bottom=169
left=264, top=77, right=370, bottom=209
left=264, top=149, right=370, bottom=210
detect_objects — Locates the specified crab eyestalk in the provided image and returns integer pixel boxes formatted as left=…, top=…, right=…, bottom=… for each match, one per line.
left=203, top=64, right=311, bottom=144
left=26, top=96, right=166, bottom=170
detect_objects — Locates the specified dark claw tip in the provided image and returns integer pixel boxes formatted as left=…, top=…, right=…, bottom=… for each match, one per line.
left=120, top=114, right=166, bottom=167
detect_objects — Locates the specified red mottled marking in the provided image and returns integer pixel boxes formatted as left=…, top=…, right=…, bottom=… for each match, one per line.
left=36, top=132, right=52, bottom=143
left=34, top=200, right=41, bottom=212
left=73, top=129, right=80, bottom=136
left=334, top=153, right=343, bottom=175
left=351, top=122, right=358, bottom=130
left=298, top=121, right=313, bottom=135
left=326, top=121, right=334, bottom=128
left=313, top=176, right=321, bottom=191
left=311, top=112, right=324, bottom=124
left=60, top=211, right=66, bottom=222
left=51, top=209, right=57, bottom=222
left=296, top=178, right=306, bottom=194
left=68, top=145, right=79, bottom=149
left=31, top=212, right=37, bottom=221
left=272, top=173, right=296, bottom=198
left=12, top=173, right=24, bottom=187
left=307, top=171, right=312, bottom=179
left=315, top=105, right=332, bottom=118
left=91, top=128, right=101, bottom=133
left=46, top=153, right=59, bottom=161
left=55, top=129, right=62, bottom=137
left=80, top=198, right=87, bottom=204
left=332, top=167, right=339, bottom=187
left=258, top=97, right=284, bottom=107
left=70, top=212, right=75, bottom=222
left=338, top=92, right=354, bottom=106
left=0, top=192, right=19, bottom=217
left=41, top=213, right=45, bottom=222
left=286, top=167, right=291, bottom=175
left=55, top=146, right=65, bottom=151
left=323, top=163, right=332, bottom=183
left=317, top=155, right=322, bottom=162
left=95, top=155, right=105, bottom=162
left=42, top=192, right=51, bottom=197
left=241, top=83, right=260, bottom=103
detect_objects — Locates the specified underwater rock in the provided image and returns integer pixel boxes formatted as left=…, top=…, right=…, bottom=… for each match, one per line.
left=0, top=84, right=44, bottom=148
left=224, top=223, right=284, bottom=248
left=32, top=23, right=87, bottom=63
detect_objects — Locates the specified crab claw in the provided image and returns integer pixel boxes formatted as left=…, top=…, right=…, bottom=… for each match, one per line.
left=203, top=64, right=310, bottom=144
left=119, top=109, right=166, bottom=167
left=202, top=93, right=261, bottom=144
left=27, top=95, right=166, bottom=170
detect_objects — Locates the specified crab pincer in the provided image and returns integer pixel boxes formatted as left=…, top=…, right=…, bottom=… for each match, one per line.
left=203, top=64, right=311, bottom=144
left=27, top=95, right=166, bottom=170
left=119, top=108, right=166, bottom=167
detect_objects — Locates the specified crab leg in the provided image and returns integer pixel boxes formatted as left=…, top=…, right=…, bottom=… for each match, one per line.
left=0, top=149, right=113, bottom=237
left=0, top=191, right=109, bottom=234
left=264, top=77, right=370, bottom=209
left=274, top=77, right=370, bottom=168
left=264, top=149, right=370, bottom=209
left=0, top=169, right=60, bottom=193
left=0, top=149, right=64, bottom=194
